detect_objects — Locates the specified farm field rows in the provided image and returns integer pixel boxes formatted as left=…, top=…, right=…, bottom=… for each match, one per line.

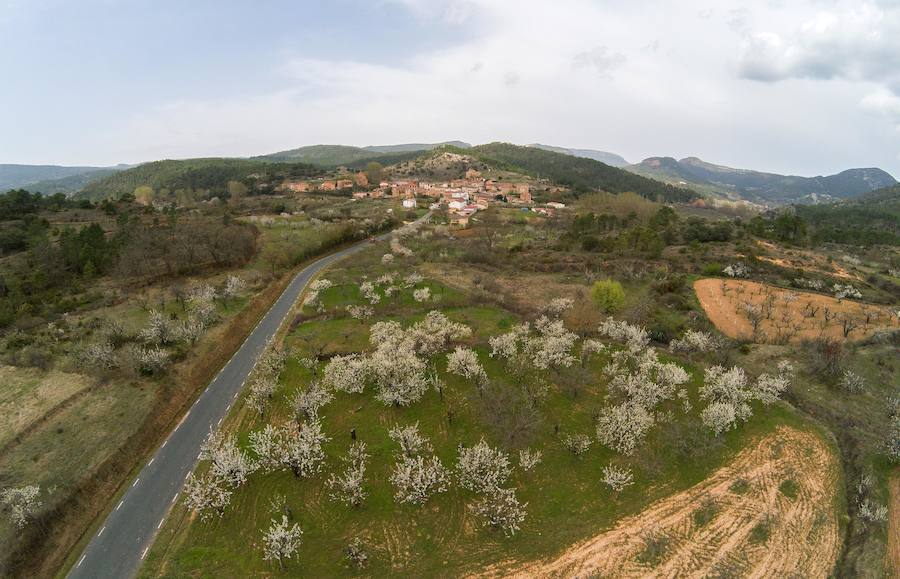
left=694, top=278, right=899, bottom=343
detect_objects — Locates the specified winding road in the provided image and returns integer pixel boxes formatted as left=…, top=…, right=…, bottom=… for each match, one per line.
left=68, top=218, right=421, bottom=579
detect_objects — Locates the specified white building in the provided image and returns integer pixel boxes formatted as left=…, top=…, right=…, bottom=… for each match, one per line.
left=402, top=198, right=417, bottom=209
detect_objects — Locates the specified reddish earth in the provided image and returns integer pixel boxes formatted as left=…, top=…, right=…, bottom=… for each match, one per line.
left=693, top=278, right=898, bottom=344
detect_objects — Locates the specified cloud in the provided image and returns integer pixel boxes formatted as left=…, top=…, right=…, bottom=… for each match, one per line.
left=737, top=2, right=900, bottom=94
left=8, top=0, right=900, bottom=175
left=573, top=46, right=626, bottom=77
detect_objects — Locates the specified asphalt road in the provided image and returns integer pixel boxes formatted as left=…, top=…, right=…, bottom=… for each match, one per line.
left=68, top=219, right=420, bottom=579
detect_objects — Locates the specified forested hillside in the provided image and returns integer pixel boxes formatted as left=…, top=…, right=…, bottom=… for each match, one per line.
left=455, top=143, right=698, bottom=202
left=77, top=159, right=321, bottom=200
left=795, top=185, right=900, bottom=245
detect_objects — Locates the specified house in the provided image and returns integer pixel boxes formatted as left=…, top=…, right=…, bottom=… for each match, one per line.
left=402, top=198, right=417, bottom=209
left=519, top=189, right=533, bottom=203
left=547, top=201, right=566, bottom=209
left=285, top=180, right=311, bottom=193
left=465, top=168, right=481, bottom=179
left=353, top=172, right=369, bottom=187
left=450, top=214, right=470, bottom=228
left=320, top=180, right=337, bottom=191
left=448, top=200, right=466, bottom=211
left=336, top=179, right=353, bottom=190
left=353, top=191, right=370, bottom=199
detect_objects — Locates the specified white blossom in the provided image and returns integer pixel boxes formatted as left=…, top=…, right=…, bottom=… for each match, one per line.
left=446, top=347, right=487, bottom=386
left=182, top=473, right=231, bottom=521
left=140, top=310, right=175, bottom=346
left=200, top=431, right=256, bottom=487
left=562, top=433, right=593, bottom=456
left=261, top=515, right=303, bottom=569
left=833, top=283, right=862, bottom=300
left=222, top=274, right=246, bottom=299
left=601, top=465, right=634, bottom=491
left=322, top=354, right=370, bottom=394
left=291, top=382, right=334, bottom=421
left=596, top=402, right=655, bottom=455
left=542, top=297, right=574, bottom=317
left=723, top=263, right=750, bottom=278
left=597, top=318, right=650, bottom=352
left=346, top=304, right=374, bottom=320
left=518, top=449, right=543, bottom=471
left=359, top=281, right=381, bottom=305
left=389, top=422, right=433, bottom=457
left=525, top=317, right=578, bottom=370
left=456, top=438, right=512, bottom=493
left=381, top=253, right=395, bottom=264
left=390, top=455, right=450, bottom=505
left=403, top=272, right=424, bottom=288
left=669, top=330, right=719, bottom=353
left=76, top=341, right=117, bottom=370
left=413, top=287, right=431, bottom=302
left=1, top=485, right=41, bottom=529
left=327, top=442, right=369, bottom=508
left=470, top=486, right=527, bottom=537
left=138, top=346, right=170, bottom=374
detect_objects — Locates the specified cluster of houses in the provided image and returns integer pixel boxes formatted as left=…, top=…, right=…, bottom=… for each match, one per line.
left=284, top=168, right=564, bottom=227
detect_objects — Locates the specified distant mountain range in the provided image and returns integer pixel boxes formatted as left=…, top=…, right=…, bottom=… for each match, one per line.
left=4, top=143, right=896, bottom=205
left=0, top=164, right=126, bottom=192
left=527, top=144, right=629, bottom=167
left=624, top=156, right=896, bottom=204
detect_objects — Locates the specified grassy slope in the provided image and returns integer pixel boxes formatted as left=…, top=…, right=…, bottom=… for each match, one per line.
left=141, top=246, right=833, bottom=578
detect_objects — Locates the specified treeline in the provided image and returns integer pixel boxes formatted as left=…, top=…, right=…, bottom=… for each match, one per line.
left=0, top=214, right=258, bottom=328
left=793, top=188, right=900, bottom=246
left=567, top=206, right=733, bottom=257
left=449, top=143, right=699, bottom=203
left=78, top=158, right=322, bottom=201
left=0, top=189, right=95, bottom=255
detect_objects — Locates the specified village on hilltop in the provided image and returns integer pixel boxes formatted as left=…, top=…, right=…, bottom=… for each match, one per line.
left=283, top=166, right=566, bottom=227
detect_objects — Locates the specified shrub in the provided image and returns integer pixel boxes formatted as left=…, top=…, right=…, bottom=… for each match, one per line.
left=590, top=279, right=625, bottom=313
left=702, top=262, right=722, bottom=276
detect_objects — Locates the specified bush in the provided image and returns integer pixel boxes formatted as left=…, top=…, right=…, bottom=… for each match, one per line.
left=590, top=279, right=625, bottom=313
left=702, top=262, right=722, bottom=276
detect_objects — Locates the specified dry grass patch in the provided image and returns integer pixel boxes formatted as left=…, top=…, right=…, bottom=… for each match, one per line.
left=0, top=365, right=93, bottom=448
left=486, top=426, right=841, bottom=578
left=694, top=278, right=898, bottom=344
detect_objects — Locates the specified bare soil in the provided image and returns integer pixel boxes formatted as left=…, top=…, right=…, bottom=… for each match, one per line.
left=481, top=426, right=841, bottom=579
left=694, top=278, right=898, bottom=344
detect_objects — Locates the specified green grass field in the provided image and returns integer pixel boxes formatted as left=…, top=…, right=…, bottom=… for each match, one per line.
left=140, top=255, right=822, bottom=577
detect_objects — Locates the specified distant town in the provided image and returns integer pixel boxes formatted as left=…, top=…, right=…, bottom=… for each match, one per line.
left=283, top=167, right=566, bottom=227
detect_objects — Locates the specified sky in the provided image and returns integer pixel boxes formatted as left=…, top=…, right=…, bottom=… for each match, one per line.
left=2, top=0, right=900, bottom=177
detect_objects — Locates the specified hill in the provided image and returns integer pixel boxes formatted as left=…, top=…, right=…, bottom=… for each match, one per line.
left=77, top=158, right=320, bottom=200
left=24, top=168, right=123, bottom=195
left=626, top=156, right=896, bottom=204
left=362, top=141, right=470, bottom=153
left=528, top=143, right=629, bottom=167
left=258, top=142, right=470, bottom=166
left=794, top=184, right=900, bottom=245
left=0, top=164, right=119, bottom=191
left=453, top=142, right=698, bottom=202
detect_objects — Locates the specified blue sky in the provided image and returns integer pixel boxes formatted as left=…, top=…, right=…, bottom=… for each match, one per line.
left=3, top=0, right=900, bottom=177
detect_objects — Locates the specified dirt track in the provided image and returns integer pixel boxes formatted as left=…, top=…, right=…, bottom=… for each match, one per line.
left=481, top=426, right=841, bottom=579
left=694, top=278, right=898, bottom=344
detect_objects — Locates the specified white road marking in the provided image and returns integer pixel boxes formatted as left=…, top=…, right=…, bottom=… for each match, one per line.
left=148, top=457, right=154, bottom=466
left=161, top=439, right=167, bottom=448
left=98, top=526, right=105, bottom=536
left=77, top=555, right=86, bottom=567
left=141, top=547, right=149, bottom=560
left=217, top=418, right=222, bottom=426
left=132, top=478, right=140, bottom=487
left=171, top=493, right=178, bottom=504
left=158, top=518, right=165, bottom=529
left=116, top=500, right=123, bottom=511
